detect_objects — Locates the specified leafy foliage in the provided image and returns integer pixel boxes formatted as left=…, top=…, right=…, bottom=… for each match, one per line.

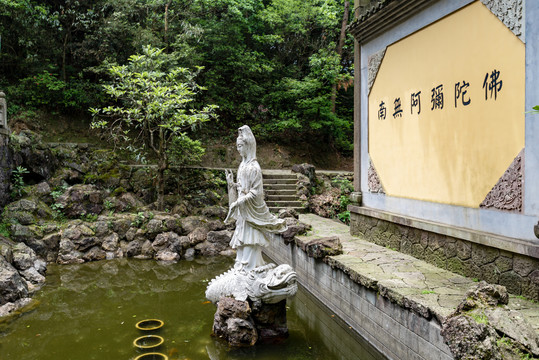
left=1, top=0, right=354, bottom=152
left=11, top=166, right=29, bottom=198
left=90, top=45, right=217, bottom=209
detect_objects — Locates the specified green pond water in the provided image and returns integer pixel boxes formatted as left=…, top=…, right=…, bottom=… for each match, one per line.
left=0, top=257, right=384, bottom=360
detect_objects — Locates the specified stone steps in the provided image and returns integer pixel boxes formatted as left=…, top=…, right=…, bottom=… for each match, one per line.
left=262, top=172, right=306, bottom=213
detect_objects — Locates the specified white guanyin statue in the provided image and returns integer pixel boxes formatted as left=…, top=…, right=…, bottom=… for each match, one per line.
left=224, top=125, right=287, bottom=272
left=206, top=125, right=297, bottom=304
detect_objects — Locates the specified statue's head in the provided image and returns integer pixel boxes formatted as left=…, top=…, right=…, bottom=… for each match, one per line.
left=237, top=125, right=256, bottom=161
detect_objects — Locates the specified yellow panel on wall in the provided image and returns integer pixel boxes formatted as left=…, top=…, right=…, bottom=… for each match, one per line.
left=368, top=0, right=525, bottom=208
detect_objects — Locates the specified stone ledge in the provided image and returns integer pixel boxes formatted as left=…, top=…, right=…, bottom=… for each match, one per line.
left=349, top=205, right=539, bottom=259
left=293, top=214, right=539, bottom=332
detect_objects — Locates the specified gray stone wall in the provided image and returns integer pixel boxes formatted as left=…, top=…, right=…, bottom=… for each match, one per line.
left=350, top=212, right=539, bottom=301
left=264, top=235, right=453, bottom=360
left=0, top=132, right=12, bottom=208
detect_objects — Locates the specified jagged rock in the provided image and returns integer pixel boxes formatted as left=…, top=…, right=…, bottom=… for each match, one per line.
left=208, top=219, right=226, bottom=231
left=291, top=163, right=316, bottom=183
left=12, top=243, right=37, bottom=270
left=184, top=247, right=196, bottom=260
left=309, top=187, right=341, bottom=218
left=118, top=192, right=143, bottom=211
left=181, top=216, right=207, bottom=235
left=163, top=217, right=182, bottom=233
left=281, top=217, right=311, bottom=243
left=125, top=227, right=137, bottom=242
left=0, top=239, right=14, bottom=264
left=35, top=181, right=51, bottom=197
left=251, top=299, right=289, bottom=342
left=220, top=249, right=236, bottom=257
left=72, top=236, right=98, bottom=252
left=278, top=208, right=299, bottom=220
left=92, top=221, right=110, bottom=237
left=442, top=282, right=539, bottom=359
left=9, top=224, right=34, bottom=242
left=134, top=228, right=147, bottom=242
left=456, top=282, right=509, bottom=312
left=125, top=240, right=143, bottom=257
left=212, top=297, right=257, bottom=347
left=57, top=239, right=84, bottom=264
left=0, top=255, right=28, bottom=305
left=300, top=236, right=342, bottom=259
left=101, top=233, right=119, bottom=252
left=188, top=227, right=208, bottom=246
left=202, top=206, right=228, bottom=220
left=197, top=230, right=232, bottom=256
left=56, top=184, right=105, bottom=218
left=12, top=131, right=58, bottom=181
left=112, top=217, right=131, bottom=239
left=83, top=246, right=106, bottom=262
left=63, top=226, right=82, bottom=241
left=207, top=230, right=233, bottom=247
left=0, top=298, right=34, bottom=318
left=152, top=232, right=181, bottom=251
left=155, top=249, right=180, bottom=262
left=146, top=219, right=164, bottom=238
left=485, top=307, right=539, bottom=355
left=442, top=314, right=500, bottom=359
left=42, top=232, right=60, bottom=250
left=140, top=240, right=155, bottom=258
left=19, top=267, right=45, bottom=285
left=130, top=168, right=153, bottom=194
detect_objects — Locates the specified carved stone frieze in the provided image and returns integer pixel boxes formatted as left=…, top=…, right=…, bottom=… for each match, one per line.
left=368, top=49, right=386, bottom=95
left=480, top=0, right=523, bottom=41
left=368, top=159, right=385, bottom=194
left=480, top=149, right=523, bottom=212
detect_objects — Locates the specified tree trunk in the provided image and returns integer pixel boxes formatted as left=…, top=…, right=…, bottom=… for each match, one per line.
left=157, top=161, right=166, bottom=211
left=164, top=1, right=172, bottom=47
left=330, top=0, right=350, bottom=114
left=156, top=128, right=168, bottom=211
left=62, top=32, right=69, bottom=82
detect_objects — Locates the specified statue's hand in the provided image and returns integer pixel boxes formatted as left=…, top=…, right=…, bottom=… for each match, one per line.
left=225, top=169, right=235, bottom=186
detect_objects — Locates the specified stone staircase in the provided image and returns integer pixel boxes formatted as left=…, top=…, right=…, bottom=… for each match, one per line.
left=263, top=171, right=305, bottom=213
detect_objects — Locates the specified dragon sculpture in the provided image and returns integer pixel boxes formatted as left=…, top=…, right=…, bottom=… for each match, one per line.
left=205, top=263, right=298, bottom=304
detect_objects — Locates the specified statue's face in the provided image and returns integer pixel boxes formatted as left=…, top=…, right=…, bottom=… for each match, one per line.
left=237, top=140, right=247, bottom=157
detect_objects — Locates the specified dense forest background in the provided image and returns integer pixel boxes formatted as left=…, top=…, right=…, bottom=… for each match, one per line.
left=0, top=0, right=354, bottom=154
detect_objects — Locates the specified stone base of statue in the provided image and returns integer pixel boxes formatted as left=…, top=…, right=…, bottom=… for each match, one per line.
left=206, top=263, right=297, bottom=347
left=211, top=296, right=289, bottom=347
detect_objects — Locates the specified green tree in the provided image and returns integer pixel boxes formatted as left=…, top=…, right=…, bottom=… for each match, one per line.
left=90, top=46, right=217, bottom=210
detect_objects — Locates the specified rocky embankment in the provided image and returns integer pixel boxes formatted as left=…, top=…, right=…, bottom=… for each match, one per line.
left=0, top=130, right=310, bottom=318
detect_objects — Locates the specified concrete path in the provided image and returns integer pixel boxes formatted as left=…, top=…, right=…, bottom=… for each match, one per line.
left=297, top=213, right=539, bottom=331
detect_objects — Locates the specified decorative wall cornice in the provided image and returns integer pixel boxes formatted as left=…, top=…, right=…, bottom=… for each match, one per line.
left=349, top=0, right=438, bottom=44
left=368, top=49, right=386, bottom=94
left=480, top=149, right=523, bottom=213
left=480, top=0, right=524, bottom=41
left=368, top=159, right=385, bottom=194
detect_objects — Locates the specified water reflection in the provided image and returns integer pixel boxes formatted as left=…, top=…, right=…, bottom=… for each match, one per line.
left=0, top=257, right=384, bottom=360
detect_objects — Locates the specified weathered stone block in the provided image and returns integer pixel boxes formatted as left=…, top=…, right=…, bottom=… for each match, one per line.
left=494, top=254, right=513, bottom=273
left=456, top=240, right=471, bottom=260
left=513, top=255, right=538, bottom=277
left=499, top=271, right=522, bottom=295
left=445, top=240, right=457, bottom=259
left=479, top=262, right=500, bottom=284
left=411, top=244, right=425, bottom=259
left=447, top=257, right=468, bottom=276
left=471, top=244, right=499, bottom=267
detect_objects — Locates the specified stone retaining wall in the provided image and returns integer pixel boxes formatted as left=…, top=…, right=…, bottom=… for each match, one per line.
left=0, top=130, right=11, bottom=208
left=264, top=235, right=453, bottom=360
left=349, top=210, right=539, bottom=301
